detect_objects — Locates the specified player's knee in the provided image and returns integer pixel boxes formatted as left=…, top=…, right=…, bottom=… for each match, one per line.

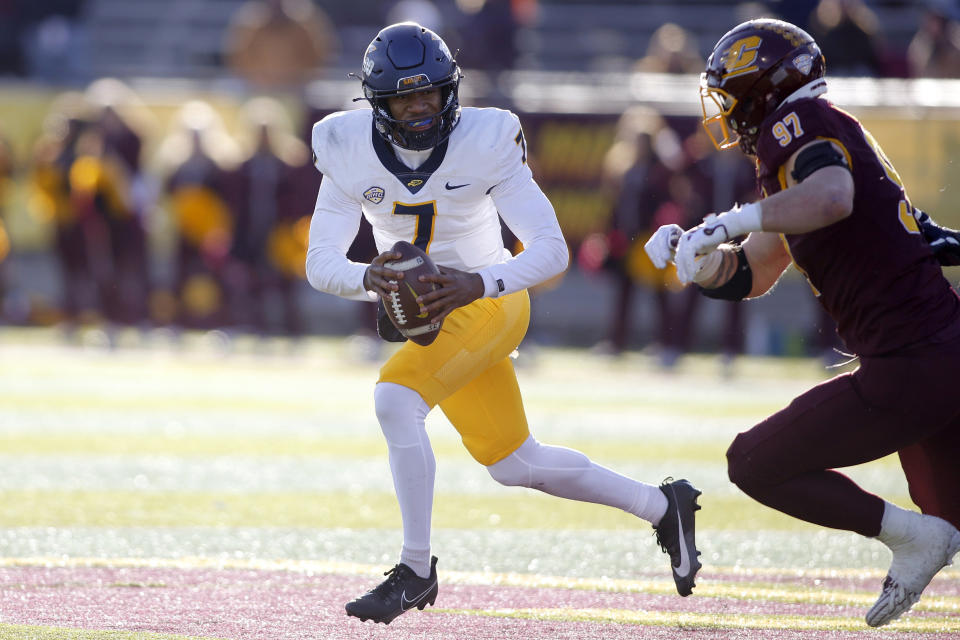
left=373, top=382, right=427, bottom=444
left=374, top=384, right=404, bottom=426
left=726, top=434, right=758, bottom=492
left=727, top=431, right=794, bottom=495
left=487, top=438, right=590, bottom=489
left=487, top=453, right=530, bottom=487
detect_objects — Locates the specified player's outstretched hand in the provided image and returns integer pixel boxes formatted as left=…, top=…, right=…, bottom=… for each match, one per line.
left=644, top=224, right=683, bottom=269
left=363, top=250, right=403, bottom=298
left=416, top=265, right=484, bottom=323
left=676, top=203, right=762, bottom=283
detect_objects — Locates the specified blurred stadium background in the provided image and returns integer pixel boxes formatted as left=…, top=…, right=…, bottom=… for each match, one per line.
left=0, top=0, right=958, bottom=358
left=2, top=2, right=960, bottom=637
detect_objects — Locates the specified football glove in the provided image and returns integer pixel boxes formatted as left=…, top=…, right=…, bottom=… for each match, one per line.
left=644, top=224, right=682, bottom=269
left=643, top=223, right=725, bottom=284
left=675, top=202, right=762, bottom=283
left=915, top=209, right=960, bottom=267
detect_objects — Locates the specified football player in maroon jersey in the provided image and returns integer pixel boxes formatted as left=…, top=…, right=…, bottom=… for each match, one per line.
left=645, top=18, right=960, bottom=628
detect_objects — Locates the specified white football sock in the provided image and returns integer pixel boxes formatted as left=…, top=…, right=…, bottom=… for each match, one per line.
left=399, top=546, right=432, bottom=578
left=487, top=436, right=668, bottom=525
left=877, top=501, right=918, bottom=546
left=374, top=382, right=434, bottom=579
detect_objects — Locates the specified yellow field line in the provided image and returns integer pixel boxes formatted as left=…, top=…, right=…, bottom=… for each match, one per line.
left=3, top=556, right=957, bottom=613
left=0, top=622, right=226, bottom=640
left=436, top=607, right=960, bottom=634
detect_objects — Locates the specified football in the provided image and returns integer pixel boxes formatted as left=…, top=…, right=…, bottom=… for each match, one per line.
left=382, top=241, right=443, bottom=346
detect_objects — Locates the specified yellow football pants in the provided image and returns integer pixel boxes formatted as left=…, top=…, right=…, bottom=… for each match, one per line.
left=378, top=290, right=531, bottom=465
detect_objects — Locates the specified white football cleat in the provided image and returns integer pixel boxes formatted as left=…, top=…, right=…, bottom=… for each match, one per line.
left=866, top=513, right=960, bottom=627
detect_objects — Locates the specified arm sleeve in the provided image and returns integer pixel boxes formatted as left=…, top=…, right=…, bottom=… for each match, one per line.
left=477, top=172, right=569, bottom=298
left=304, top=175, right=378, bottom=302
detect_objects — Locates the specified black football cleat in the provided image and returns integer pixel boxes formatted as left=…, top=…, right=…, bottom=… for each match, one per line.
left=653, top=478, right=702, bottom=596
left=345, top=556, right=438, bottom=624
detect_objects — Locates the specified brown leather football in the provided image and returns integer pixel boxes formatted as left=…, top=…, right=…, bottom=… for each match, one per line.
left=382, top=241, right=443, bottom=346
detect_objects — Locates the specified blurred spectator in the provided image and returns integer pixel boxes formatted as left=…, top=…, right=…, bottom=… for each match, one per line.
left=643, top=138, right=714, bottom=367
left=908, top=0, right=960, bottom=78
left=635, top=23, right=702, bottom=75
left=67, top=116, right=133, bottom=333
left=512, top=0, right=539, bottom=26
left=20, top=1, right=90, bottom=83
left=228, top=97, right=313, bottom=336
left=84, top=78, right=156, bottom=327
left=586, top=30, right=709, bottom=361
left=583, top=106, right=677, bottom=357
left=587, top=104, right=756, bottom=368
left=807, top=0, right=884, bottom=76
left=223, top=0, right=337, bottom=89
left=156, top=101, right=240, bottom=330
left=28, top=91, right=98, bottom=328
left=456, top=0, right=520, bottom=72
left=675, top=128, right=757, bottom=369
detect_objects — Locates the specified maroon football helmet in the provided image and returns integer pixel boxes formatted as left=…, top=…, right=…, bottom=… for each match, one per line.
left=700, top=19, right=825, bottom=154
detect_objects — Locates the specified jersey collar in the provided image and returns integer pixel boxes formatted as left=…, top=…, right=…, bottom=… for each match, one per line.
left=371, top=121, right=449, bottom=195
left=780, top=79, right=828, bottom=109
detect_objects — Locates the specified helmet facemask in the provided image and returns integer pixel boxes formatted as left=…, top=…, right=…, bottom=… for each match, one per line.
left=699, top=79, right=741, bottom=151
left=367, top=79, right=461, bottom=151
left=700, top=71, right=770, bottom=155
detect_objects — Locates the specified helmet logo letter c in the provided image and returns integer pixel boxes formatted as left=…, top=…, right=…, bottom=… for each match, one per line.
left=722, top=36, right=762, bottom=79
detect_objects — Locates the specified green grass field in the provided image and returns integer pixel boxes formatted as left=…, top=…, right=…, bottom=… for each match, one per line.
left=0, top=327, right=955, bottom=639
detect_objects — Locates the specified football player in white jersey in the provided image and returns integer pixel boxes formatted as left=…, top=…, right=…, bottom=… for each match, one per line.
left=306, top=22, right=703, bottom=625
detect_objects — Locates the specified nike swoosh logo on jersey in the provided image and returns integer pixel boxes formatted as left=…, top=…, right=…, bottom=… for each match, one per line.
left=400, top=580, right=437, bottom=610
left=445, top=182, right=469, bottom=190
left=673, top=504, right=691, bottom=577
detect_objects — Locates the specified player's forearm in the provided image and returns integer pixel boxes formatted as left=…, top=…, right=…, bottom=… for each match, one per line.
left=742, top=232, right=792, bottom=297
left=696, top=246, right=740, bottom=289
left=305, top=244, right=374, bottom=301
left=485, top=180, right=569, bottom=297
left=305, top=207, right=374, bottom=301
left=696, top=233, right=790, bottom=299
left=305, top=184, right=375, bottom=301
left=477, top=233, right=568, bottom=297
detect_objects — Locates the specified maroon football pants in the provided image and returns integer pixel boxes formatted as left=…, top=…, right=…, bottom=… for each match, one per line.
left=727, top=324, right=960, bottom=536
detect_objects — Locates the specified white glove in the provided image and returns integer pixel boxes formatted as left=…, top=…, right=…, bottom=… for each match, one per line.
left=675, top=202, right=762, bottom=283
left=644, top=224, right=683, bottom=269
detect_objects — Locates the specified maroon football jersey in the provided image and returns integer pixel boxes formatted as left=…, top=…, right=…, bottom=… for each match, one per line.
left=755, top=97, right=960, bottom=356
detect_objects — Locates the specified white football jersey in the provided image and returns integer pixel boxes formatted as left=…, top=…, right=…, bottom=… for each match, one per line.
left=306, top=107, right=567, bottom=301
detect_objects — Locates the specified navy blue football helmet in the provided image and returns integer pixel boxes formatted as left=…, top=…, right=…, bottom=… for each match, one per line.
left=361, top=22, right=462, bottom=151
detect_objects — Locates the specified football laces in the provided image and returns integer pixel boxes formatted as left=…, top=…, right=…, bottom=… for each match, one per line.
left=387, top=285, right=407, bottom=324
